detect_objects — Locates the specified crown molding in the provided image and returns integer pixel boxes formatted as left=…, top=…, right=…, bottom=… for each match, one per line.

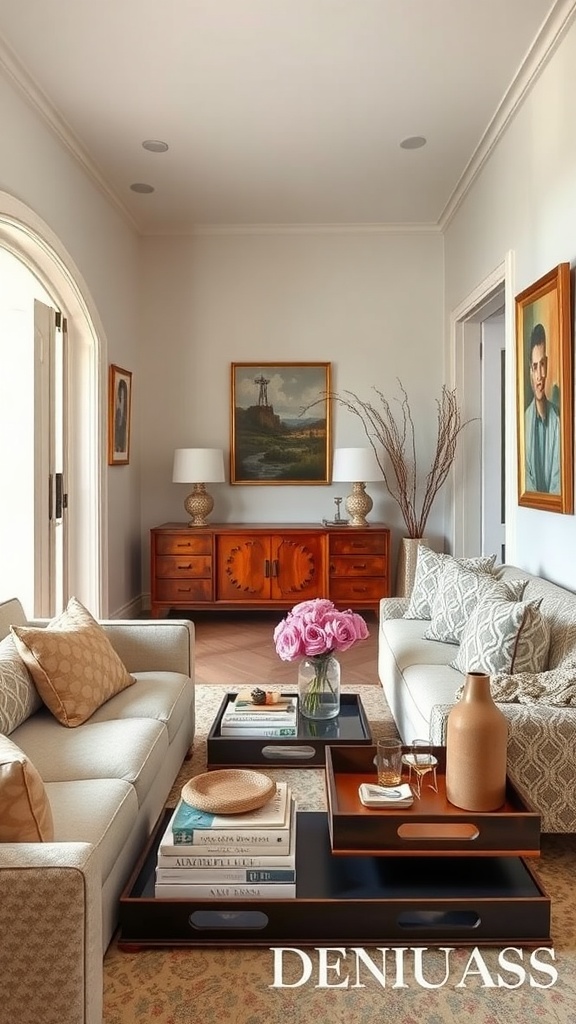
left=147, top=221, right=441, bottom=237
left=439, top=0, right=576, bottom=230
left=0, top=37, right=139, bottom=232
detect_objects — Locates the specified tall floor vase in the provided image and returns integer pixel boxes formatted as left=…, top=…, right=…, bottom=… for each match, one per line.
left=445, top=671, right=508, bottom=811
left=395, top=537, right=429, bottom=598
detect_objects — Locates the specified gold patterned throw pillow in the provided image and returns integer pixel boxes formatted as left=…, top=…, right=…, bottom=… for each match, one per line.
left=10, top=597, right=135, bottom=727
left=0, top=735, right=54, bottom=841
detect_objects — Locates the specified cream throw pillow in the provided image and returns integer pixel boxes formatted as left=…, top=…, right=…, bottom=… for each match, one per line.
left=11, top=597, right=135, bottom=727
left=404, top=547, right=497, bottom=620
left=0, top=734, right=54, bottom=841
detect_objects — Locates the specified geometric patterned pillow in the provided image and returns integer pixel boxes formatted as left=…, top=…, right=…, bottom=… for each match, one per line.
left=10, top=597, right=135, bottom=728
left=452, top=597, right=551, bottom=676
left=0, top=734, right=54, bottom=841
left=404, top=546, right=497, bottom=620
left=0, top=634, right=42, bottom=735
left=424, top=561, right=526, bottom=644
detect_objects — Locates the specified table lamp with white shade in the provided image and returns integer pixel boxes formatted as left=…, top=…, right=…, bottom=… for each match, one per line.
left=172, top=448, right=225, bottom=527
left=331, top=447, right=381, bottom=527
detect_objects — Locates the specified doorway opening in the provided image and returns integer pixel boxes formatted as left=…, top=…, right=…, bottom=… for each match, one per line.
left=0, top=192, right=107, bottom=616
left=450, top=252, right=516, bottom=565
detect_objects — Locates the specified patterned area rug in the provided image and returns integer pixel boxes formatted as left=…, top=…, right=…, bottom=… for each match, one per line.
left=103, top=684, right=576, bottom=1024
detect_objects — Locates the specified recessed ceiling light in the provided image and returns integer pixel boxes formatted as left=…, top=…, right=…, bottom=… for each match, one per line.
left=142, top=140, right=169, bottom=153
left=400, top=136, right=427, bottom=150
left=130, top=182, right=155, bottom=193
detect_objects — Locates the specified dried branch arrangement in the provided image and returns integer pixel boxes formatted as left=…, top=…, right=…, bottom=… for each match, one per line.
left=319, top=381, right=471, bottom=538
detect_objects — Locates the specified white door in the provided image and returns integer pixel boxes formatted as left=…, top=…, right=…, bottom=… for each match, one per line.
left=34, top=299, right=68, bottom=615
left=481, top=314, right=506, bottom=562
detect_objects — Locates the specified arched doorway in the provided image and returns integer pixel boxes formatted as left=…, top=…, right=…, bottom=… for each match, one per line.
left=0, top=192, right=107, bottom=615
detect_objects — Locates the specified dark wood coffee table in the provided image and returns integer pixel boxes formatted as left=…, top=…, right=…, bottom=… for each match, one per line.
left=118, top=806, right=550, bottom=949
left=118, top=738, right=549, bottom=950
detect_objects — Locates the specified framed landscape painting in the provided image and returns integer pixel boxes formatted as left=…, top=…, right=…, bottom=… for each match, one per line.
left=231, top=362, right=331, bottom=484
left=515, top=263, right=573, bottom=514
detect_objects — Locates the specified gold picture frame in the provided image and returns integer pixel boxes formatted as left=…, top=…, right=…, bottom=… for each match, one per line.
left=231, top=362, right=331, bottom=484
left=108, top=364, right=132, bottom=466
left=515, top=263, right=573, bottom=513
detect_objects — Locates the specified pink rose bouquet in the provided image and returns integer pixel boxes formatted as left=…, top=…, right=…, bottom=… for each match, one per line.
left=274, top=598, right=369, bottom=661
left=274, top=599, right=369, bottom=717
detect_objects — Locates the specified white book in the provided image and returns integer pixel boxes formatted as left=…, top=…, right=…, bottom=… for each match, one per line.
left=159, top=797, right=295, bottom=855
left=219, top=724, right=298, bottom=738
left=156, top=809, right=297, bottom=874
left=221, top=708, right=298, bottom=726
left=154, top=881, right=296, bottom=899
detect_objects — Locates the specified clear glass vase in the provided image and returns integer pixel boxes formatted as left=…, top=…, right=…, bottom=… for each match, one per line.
left=298, top=653, right=341, bottom=720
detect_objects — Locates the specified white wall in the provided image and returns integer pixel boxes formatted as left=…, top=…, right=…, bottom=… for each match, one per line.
left=139, top=229, right=445, bottom=595
left=0, top=70, right=141, bottom=615
left=444, top=21, right=576, bottom=591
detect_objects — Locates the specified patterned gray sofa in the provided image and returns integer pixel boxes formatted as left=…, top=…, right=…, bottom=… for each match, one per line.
left=378, top=561, right=576, bottom=832
left=0, top=597, right=195, bottom=1024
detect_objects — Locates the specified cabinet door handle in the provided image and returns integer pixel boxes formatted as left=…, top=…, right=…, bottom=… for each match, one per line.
left=177, top=564, right=192, bottom=570
left=176, top=543, right=192, bottom=550
left=264, top=559, right=270, bottom=578
left=176, top=586, right=192, bottom=593
left=352, top=563, right=367, bottom=570
left=272, top=559, right=279, bottom=577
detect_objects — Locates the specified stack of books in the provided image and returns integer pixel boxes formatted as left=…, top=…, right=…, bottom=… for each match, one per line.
left=219, top=691, right=298, bottom=738
left=155, top=780, right=297, bottom=898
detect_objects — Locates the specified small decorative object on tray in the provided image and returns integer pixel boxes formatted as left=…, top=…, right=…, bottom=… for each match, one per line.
left=358, top=783, right=414, bottom=808
left=181, top=768, right=275, bottom=815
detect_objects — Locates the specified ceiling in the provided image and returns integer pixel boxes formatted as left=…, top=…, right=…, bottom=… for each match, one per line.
left=0, top=0, right=571, bottom=234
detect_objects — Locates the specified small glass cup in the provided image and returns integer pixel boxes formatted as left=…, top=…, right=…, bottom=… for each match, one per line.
left=376, top=738, right=403, bottom=787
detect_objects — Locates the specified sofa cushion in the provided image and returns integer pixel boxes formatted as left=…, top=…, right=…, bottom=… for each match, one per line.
left=404, top=547, right=497, bottom=620
left=12, top=714, right=169, bottom=807
left=11, top=597, right=135, bottom=727
left=424, top=562, right=526, bottom=644
left=88, top=671, right=193, bottom=744
left=0, top=734, right=54, bottom=841
left=45, top=777, right=138, bottom=884
left=0, top=634, right=42, bottom=735
left=452, top=597, right=551, bottom=676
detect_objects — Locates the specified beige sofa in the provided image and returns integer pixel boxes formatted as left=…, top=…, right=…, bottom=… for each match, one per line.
left=0, top=597, right=195, bottom=1024
left=378, top=563, right=576, bottom=832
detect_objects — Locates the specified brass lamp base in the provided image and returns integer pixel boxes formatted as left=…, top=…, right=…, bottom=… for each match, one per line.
left=345, top=482, right=373, bottom=528
left=184, top=484, right=214, bottom=527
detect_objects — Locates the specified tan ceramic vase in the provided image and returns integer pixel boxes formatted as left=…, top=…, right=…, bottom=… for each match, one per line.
left=445, top=672, right=508, bottom=811
left=395, top=537, right=429, bottom=597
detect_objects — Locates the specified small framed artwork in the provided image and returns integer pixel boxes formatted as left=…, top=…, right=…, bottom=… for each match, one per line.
left=231, top=362, right=331, bottom=484
left=108, top=364, right=132, bottom=466
left=515, top=262, right=573, bottom=513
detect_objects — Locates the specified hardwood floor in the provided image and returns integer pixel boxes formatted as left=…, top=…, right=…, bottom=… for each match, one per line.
left=185, top=609, right=381, bottom=687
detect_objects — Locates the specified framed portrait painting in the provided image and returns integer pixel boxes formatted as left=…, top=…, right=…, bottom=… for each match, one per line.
left=231, top=362, right=331, bottom=484
left=515, top=263, right=573, bottom=513
left=108, top=364, right=132, bottom=466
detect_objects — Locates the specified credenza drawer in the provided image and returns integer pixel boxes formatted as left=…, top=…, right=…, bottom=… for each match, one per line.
left=156, top=535, right=212, bottom=556
left=154, top=579, right=213, bottom=603
left=329, top=534, right=387, bottom=555
left=329, top=555, right=387, bottom=577
left=155, top=555, right=212, bottom=579
left=329, top=578, right=387, bottom=604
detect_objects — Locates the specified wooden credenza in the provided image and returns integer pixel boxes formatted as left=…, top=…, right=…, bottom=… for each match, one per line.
left=150, top=523, right=390, bottom=617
